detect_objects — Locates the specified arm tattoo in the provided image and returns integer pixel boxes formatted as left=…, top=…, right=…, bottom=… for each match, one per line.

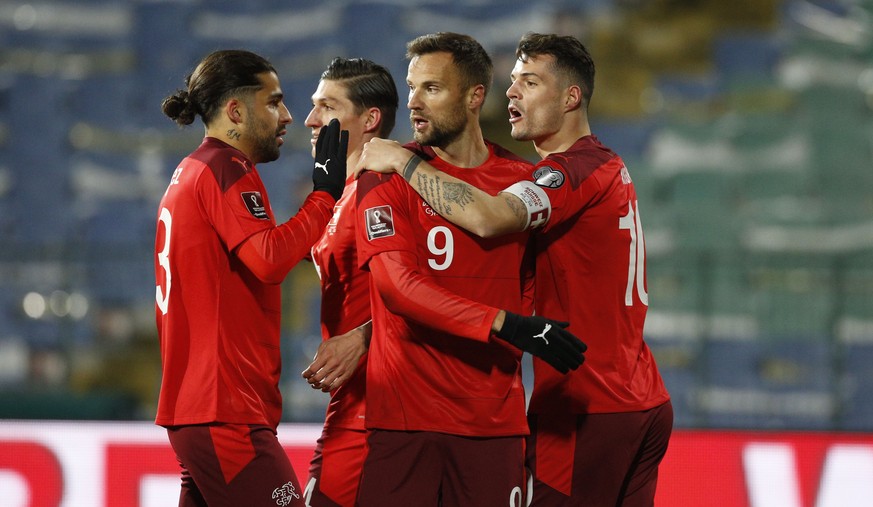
left=443, top=182, right=474, bottom=211
left=503, top=194, right=528, bottom=227
left=412, top=170, right=478, bottom=217
left=415, top=172, right=450, bottom=216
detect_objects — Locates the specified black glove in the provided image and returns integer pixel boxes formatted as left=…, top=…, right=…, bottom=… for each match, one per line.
left=496, top=311, right=587, bottom=374
left=312, top=118, right=348, bottom=200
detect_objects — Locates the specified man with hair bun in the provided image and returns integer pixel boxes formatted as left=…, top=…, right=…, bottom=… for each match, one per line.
left=154, top=49, right=347, bottom=507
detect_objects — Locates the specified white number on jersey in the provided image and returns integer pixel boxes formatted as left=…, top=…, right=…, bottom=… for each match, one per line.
left=619, top=200, right=649, bottom=306
left=427, top=226, right=454, bottom=271
left=155, top=207, right=172, bottom=314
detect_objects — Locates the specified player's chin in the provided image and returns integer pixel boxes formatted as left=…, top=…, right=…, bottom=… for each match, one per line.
left=509, top=125, right=527, bottom=142
left=262, top=147, right=281, bottom=163
left=411, top=131, right=428, bottom=144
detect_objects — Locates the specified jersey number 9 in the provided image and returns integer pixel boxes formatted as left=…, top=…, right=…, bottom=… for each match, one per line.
left=427, top=226, right=454, bottom=271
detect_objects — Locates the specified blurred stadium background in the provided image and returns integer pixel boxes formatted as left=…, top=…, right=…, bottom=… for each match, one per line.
left=0, top=0, right=871, bottom=435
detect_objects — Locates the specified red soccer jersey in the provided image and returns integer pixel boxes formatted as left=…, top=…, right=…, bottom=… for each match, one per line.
left=310, top=177, right=369, bottom=431
left=526, top=135, right=670, bottom=414
left=356, top=142, right=534, bottom=437
left=154, top=137, right=328, bottom=428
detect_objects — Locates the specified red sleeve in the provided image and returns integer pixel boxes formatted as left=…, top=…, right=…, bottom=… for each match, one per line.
left=236, top=191, right=335, bottom=284
left=520, top=237, right=536, bottom=316
left=369, top=250, right=499, bottom=343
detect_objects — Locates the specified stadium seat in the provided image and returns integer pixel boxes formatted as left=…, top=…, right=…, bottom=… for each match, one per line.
left=647, top=252, right=708, bottom=314
left=746, top=255, right=837, bottom=339
left=698, top=338, right=837, bottom=429
left=838, top=342, right=873, bottom=430
left=85, top=256, right=153, bottom=306
left=648, top=335, right=701, bottom=428
left=79, top=200, right=156, bottom=246
left=0, top=388, right=139, bottom=420
left=594, top=119, right=660, bottom=163
left=713, top=31, right=784, bottom=82
left=664, top=171, right=741, bottom=252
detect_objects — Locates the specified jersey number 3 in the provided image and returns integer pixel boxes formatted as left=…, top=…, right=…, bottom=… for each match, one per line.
left=156, top=207, right=172, bottom=314
left=619, top=200, right=648, bottom=307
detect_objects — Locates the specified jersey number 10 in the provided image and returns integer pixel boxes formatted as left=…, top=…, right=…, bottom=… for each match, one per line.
left=619, top=200, right=648, bottom=307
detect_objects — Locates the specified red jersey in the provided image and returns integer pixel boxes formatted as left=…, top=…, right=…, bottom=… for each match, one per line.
left=525, top=135, right=669, bottom=414
left=356, top=142, right=534, bottom=437
left=154, top=137, right=332, bottom=428
left=310, top=177, right=369, bottom=431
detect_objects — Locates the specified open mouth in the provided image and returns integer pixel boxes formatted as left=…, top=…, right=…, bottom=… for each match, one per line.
left=508, top=105, right=523, bottom=123
left=411, top=116, right=429, bottom=131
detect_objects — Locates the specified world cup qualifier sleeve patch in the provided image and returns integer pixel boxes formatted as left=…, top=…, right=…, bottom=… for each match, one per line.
left=364, top=205, right=394, bottom=241
left=241, top=191, right=269, bottom=219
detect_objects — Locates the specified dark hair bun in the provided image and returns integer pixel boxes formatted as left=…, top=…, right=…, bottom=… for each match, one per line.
left=161, top=90, right=196, bottom=126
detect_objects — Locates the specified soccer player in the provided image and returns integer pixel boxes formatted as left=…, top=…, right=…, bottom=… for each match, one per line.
left=354, top=33, right=586, bottom=507
left=154, top=49, right=347, bottom=507
left=356, top=33, right=673, bottom=507
left=298, top=57, right=399, bottom=507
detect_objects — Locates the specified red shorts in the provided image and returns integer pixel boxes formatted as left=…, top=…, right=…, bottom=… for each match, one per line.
left=166, top=424, right=305, bottom=507
left=526, top=400, right=673, bottom=507
left=304, top=426, right=367, bottom=507
left=357, top=429, right=527, bottom=507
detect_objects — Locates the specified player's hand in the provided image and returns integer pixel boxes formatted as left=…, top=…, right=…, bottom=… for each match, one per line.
left=495, top=311, right=587, bottom=374
left=353, top=138, right=414, bottom=179
left=312, top=118, right=348, bottom=200
left=301, top=326, right=368, bottom=392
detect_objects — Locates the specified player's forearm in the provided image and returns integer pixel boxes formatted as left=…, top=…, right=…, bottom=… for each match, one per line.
left=370, top=252, right=498, bottom=342
left=491, top=310, right=506, bottom=334
left=403, top=154, right=527, bottom=238
left=344, top=320, right=372, bottom=348
left=236, top=192, right=334, bottom=283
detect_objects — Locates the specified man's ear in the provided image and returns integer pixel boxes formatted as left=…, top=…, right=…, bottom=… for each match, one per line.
left=468, top=84, right=486, bottom=110
left=565, top=85, right=583, bottom=112
left=226, top=98, right=244, bottom=124
left=364, top=107, right=382, bottom=134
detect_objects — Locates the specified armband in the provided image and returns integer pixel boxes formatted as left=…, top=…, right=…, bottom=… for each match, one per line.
left=501, top=180, right=551, bottom=230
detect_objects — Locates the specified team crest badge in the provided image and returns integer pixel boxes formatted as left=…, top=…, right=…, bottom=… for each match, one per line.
left=533, top=165, right=565, bottom=188
left=272, top=481, right=300, bottom=506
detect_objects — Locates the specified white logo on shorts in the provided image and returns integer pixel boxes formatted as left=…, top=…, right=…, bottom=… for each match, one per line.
left=272, top=481, right=300, bottom=506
